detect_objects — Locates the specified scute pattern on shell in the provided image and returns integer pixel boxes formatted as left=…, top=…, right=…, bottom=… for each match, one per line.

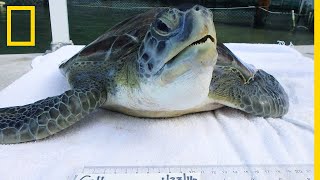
left=59, top=8, right=163, bottom=75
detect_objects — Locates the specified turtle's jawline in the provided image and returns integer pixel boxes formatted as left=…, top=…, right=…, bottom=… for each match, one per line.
left=189, top=35, right=215, bottom=46
left=167, top=35, right=214, bottom=64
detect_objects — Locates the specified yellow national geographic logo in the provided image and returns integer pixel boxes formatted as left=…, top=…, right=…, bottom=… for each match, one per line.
left=7, top=6, right=35, bottom=46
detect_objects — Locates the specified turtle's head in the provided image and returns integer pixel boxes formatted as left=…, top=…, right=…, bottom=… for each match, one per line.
left=135, top=5, right=217, bottom=109
left=138, top=5, right=217, bottom=82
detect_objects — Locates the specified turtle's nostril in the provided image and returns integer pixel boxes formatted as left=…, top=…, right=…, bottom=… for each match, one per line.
left=195, top=5, right=200, bottom=11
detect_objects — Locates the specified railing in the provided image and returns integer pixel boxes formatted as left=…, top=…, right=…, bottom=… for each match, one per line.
left=48, top=0, right=73, bottom=51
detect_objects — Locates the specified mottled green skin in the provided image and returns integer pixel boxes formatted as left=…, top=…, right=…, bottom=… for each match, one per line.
left=0, top=85, right=106, bottom=144
left=210, top=43, right=289, bottom=117
left=209, top=68, right=289, bottom=117
left=0, top=9, right=158, bottom=144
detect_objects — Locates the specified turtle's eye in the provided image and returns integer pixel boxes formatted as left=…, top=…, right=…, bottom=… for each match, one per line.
left=156, top=20, right=170, bottom=33
left=153, top=9, right=180, bottom=36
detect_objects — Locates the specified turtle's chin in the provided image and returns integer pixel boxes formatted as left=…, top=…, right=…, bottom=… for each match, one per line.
left=158, top=38, right=217, bottom=85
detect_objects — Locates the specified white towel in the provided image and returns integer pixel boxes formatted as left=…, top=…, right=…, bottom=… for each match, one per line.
left=0, top=44, right=314, bottom=180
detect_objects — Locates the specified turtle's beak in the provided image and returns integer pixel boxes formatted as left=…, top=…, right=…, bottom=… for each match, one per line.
left=216, top=42, right=257, bottom=83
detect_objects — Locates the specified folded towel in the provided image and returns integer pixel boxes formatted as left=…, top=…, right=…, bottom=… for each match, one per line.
left=0, top=44, right=313, bottom=180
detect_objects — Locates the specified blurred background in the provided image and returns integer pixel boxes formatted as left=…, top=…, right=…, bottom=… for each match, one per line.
left=0, top=0, right=314, bottom=54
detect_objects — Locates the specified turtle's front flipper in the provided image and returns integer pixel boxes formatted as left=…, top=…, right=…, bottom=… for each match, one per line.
left=209, top=43, right=289, bottom=118
left=0, top=85, right=106, bottom=144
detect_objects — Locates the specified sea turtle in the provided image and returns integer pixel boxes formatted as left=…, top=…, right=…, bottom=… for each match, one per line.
left=0, top=5, right=289, bottom=144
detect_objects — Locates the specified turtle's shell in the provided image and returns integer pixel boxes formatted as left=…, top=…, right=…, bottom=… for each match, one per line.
left=59, top=9, right=163, bottom=77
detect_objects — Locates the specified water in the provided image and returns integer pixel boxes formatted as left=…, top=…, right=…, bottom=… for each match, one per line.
left=0, top=6, right=314, bottom=54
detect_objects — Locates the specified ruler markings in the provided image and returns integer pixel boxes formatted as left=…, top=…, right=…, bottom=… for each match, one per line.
left=74, top=164, right=313, bottom=180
